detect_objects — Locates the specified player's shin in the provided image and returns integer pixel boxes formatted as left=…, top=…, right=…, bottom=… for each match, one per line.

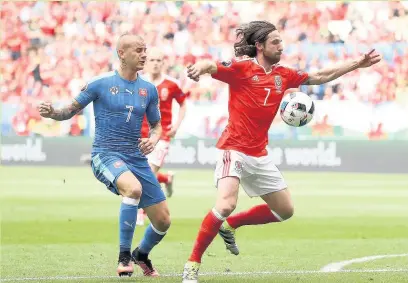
left=189, top=208, right=226, bottom=263
left=138, top=224, right=167, bottom=254
left=119, top=197, right=140, bottom=252
left=226, top=204, right=283, bottom=229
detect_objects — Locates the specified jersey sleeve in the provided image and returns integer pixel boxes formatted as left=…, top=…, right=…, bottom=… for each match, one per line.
left=286, top=68, right=309, bottom=88
left=211, top=58, right=251, bottom=84
left=74, top=80, right=99, bottom=107
left=173, top=83, right=187, bottom=104
left=146, top=86, right=161, bottom=125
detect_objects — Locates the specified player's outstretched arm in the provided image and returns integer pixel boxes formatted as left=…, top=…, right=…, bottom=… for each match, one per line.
left=187, top=60, right=217, bottom=82
left=303, top=49, right=381, bottom=85
left=37, top=99, right=84, bottom=121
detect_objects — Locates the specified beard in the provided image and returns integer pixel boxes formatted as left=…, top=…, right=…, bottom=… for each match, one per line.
left=264, top=51, right=281, bottom=65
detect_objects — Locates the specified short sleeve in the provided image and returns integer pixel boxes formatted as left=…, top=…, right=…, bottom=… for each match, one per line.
left=287, top=68, right=309, bottom=88
left=173, top=83, right=187, bottom=104
left=211, top=58, right=252, bottom=84
left=74, top=81, right=99, bottom=107
left=146, top=86, right=161, bottom=124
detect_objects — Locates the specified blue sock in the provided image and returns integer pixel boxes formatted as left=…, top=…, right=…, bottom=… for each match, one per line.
left=139, top=224, right=167, bottom=254
left=119, top=197, right=139, bottom=252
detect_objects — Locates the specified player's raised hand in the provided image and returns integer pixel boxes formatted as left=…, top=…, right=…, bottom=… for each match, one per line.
left=187, top=64, right=201, bottom=82
left=358, top=49, right=382, bottom=68
left=138, top=138, right=155, bottom=155
left=37, top=101, right=55, bottom=118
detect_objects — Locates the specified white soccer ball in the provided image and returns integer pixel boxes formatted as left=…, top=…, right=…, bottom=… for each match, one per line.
left=279, top=91, right=315, bottom=127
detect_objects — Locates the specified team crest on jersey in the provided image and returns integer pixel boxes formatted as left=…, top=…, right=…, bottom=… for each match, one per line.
left=252, top=75, right=259, bottom=82
left=110, top=86, right=119, bottom=95
left=139, top=88, right=147, bottom=97
left=221, top=60, right=232, bottom=67
left=274, top=75, right=282, bottom=93
left=139, top=88, right=147, bottom=108
left=235, top=161, right=243, bottom=175
left=160, top=88, right=169, bottom=101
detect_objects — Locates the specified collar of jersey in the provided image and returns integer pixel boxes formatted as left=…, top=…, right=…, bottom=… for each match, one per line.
left=115, top=70, right=139, bottom=84
left=252, top=58, right=276, bottom=75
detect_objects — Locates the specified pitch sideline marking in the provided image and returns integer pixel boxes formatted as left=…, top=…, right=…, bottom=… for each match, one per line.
left=1, top=269, right=408, bottom=282
left=320, top=253, right=408, bottom=272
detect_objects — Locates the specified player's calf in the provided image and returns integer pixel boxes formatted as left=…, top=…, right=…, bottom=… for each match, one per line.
left=145, top=201, right=171, bottom=232
left=224, top=190, right=294, bottom=231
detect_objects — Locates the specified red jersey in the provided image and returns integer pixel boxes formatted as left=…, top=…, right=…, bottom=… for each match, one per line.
left=211, top=58, right=309, bottom=157
left=141, top=75, right=186, bottom=141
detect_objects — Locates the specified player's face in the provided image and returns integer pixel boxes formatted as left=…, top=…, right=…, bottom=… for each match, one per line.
left=262, top=30, right=283, bottom=64
left=146, top=55, right=164, bottom=75
left=125, top=39, right=147, bottom=72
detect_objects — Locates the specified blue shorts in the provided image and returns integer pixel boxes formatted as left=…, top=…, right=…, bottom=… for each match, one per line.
left=91, top=152, right=166, bottom=209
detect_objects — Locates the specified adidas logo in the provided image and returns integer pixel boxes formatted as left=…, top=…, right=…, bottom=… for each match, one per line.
left=252, top=75, right=259, bottom=82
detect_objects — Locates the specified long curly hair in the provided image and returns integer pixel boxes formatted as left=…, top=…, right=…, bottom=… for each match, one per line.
left=234, top=21, right=277, bottom=57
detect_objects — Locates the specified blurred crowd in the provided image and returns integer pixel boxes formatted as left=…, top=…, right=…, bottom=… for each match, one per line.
left=1, top=1, right=407, bottom=137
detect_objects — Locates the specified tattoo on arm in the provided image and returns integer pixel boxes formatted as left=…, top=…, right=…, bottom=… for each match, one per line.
left=148, top=120, right=162, bottom=138
left=149, top=120, right=161, bottom=135
left=51, top=100, right=83, bottom=121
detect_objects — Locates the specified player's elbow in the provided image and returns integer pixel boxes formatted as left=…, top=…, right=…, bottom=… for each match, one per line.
left=307, top=72, right=326, bottom=85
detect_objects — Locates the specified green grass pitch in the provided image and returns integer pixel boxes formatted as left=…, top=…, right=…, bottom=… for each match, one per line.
left=1, top=167, right=408, bottom=282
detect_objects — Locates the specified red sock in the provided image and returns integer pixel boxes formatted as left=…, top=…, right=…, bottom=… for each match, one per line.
left=157, top=172, right=169, bottom=184
left=189, top=209, right=225, bottom=263
left=226, top=204, right=281, bottom=229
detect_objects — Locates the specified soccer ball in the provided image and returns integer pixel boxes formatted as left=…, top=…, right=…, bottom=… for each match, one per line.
left=279, top=91, right=315, bottom=127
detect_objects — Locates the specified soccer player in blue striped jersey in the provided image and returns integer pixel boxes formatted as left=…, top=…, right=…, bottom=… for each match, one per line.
left=38, top=34, right=170, bottom=277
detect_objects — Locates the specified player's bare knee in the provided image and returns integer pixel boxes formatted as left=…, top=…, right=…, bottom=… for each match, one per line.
left=216, top=179, right=239, bottom=217
left=156, top=215, right=171, bottom=232
left=281, top=204, right=294, bottom=220
left=117, top=172, right=142, bottom=199
left=274, top=203, right=294, bottom=221
left=217, top=201, right=236, bottom=217
left=122, top=184, right=142, bottom=199
left=151, top=211, right=171, bottom=232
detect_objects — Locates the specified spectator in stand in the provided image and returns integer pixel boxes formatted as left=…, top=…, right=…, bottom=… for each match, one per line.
left=1, top=1, right=407, bottom=137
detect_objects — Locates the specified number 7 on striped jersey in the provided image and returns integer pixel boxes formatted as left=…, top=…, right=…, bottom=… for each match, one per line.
left=125, top=105, right=134, bottom=122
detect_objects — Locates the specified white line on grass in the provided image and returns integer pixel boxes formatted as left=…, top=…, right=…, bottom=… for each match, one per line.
left=1, top=269, right=408, bottom=282
left=320, top=254, right=408, bottom=272
left=2, top=179, right=408, bottom=187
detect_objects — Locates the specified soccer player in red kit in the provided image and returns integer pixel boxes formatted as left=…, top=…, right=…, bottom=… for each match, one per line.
left=137, top=47, right=187, bottom=225
left=182, top=21, right=381, bottom=282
